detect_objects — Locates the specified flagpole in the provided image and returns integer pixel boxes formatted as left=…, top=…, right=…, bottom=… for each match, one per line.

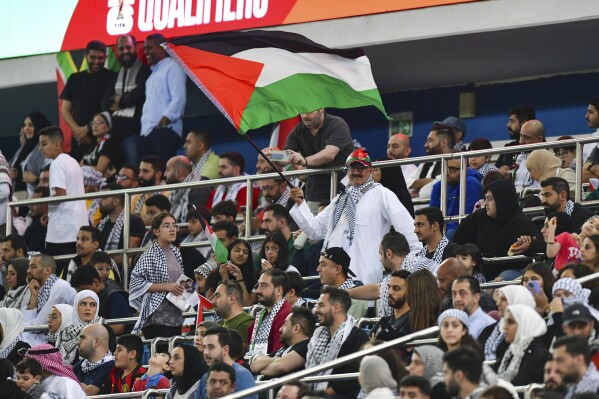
left=243, top=134, right=296, bottom=188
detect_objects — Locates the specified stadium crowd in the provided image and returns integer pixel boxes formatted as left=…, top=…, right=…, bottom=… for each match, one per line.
left=1, top=36, right=599, bottom=399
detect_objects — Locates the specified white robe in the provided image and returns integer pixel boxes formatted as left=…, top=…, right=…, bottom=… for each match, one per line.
left=290, top=184, right=421, bottom=285
left=22, top=278, right=76, bottom=345
left=41, top=375, right=87, bottom=399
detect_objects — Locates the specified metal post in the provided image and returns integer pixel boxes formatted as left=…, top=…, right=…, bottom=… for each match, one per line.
left=245, top=177, right=253, bottom=238
left=440, top=158, right=448, bottom=226
left=575, top=141, right=583, bottom=203
left=458, top=154, right=467, bottom=223
left=330, top=170, right=338, bottom=200
left=5, top=200, right=12, bottom=235
left=123, top=192, right=131, bottom=289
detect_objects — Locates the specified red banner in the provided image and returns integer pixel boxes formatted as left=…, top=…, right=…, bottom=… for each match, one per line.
left=61, top=0, right=476, bottom=51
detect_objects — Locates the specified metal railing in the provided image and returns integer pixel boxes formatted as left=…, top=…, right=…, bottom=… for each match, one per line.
left=6, top=135, right=599, bottom=289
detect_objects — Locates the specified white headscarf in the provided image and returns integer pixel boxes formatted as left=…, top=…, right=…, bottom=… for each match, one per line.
left=500, top=285, right=536, bottom=308
left=497, top=304, right=547, bottom=382
left=53, top=304, right=74, bottom=335
left=72, top=290, right=100, bottom=325
left=0, top=308, right=24, bottom=353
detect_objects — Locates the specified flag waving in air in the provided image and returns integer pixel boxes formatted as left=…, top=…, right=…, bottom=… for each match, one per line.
left=199, top=214, right=229, bottom=264
left=164, top=30, right=388, bottom=134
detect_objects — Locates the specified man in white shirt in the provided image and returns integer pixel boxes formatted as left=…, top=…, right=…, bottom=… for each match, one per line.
left=290, top=148, right=420, bottom=285
left=23, top=254, right=76, bottom=345
left=38, top=126, right=88, bottom=277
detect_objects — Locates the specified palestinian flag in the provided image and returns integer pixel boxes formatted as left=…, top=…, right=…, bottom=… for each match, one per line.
left=270, top=116, right=301, bottom=149
left=202, top=215, right=229, bottom=264
left=164, top=30, right=388, bottom=134
left=196, top=293, right=215, bottom=327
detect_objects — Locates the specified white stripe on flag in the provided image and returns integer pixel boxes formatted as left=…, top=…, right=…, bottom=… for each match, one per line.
left=233, top=48, right=377, bottom=92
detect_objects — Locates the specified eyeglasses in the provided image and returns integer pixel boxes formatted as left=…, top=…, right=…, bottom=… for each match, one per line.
left=160, top=223, right=179, bottom=231
left=91, top=120, right=107, bottom=126
left=345, top=165, right=369, bottom=172
left=116, top=174, right=132, bottom=181
left=554, top=151, right=573, bottom=158
left=447, top=166, right=461, bottom=173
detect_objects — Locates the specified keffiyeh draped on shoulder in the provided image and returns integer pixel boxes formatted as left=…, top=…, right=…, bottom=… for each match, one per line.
left=129, top=242, right=183, bottom=334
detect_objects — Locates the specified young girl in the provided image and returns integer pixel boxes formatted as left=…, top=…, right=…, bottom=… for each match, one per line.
left=580, top=234, right=599, bottom=272
left=205, top=239, right=256, bottom=305
left=436, top=309, right=479, bottom=352
left=258, top=232, right=300, bottom=274
left=181, top=208, right=211, bottom=258
left=468, top=138, right=498, bottom=177
left=542, top=211, right=577, bottom=272
left=129, top=212, right=185, bottom=338
left=454, top=244, right=486, bottom=283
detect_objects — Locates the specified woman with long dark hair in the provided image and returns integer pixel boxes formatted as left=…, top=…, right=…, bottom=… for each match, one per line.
left=129, top=212, right=185, bottom=338
left=406, top=269, right=443, bottom=332
left=165, top=344, right=206, bottom=399
left=205, top=239, right=257, bottom=305
left=0, top=258, right=31, bottom=309
left=258, top=231, right=299, bottom=274
left=521, top=262, right=555, bottom=317
left=9, top=112, right=51, bottom=194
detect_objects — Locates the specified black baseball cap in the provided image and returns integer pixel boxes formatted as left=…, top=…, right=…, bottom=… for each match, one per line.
left=321, top=247, right=355, bottom=277
left=563, top=303, right=593, bottom=325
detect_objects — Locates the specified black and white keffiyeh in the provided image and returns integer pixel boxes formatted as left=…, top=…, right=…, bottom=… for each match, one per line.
left=378, top=274, right=392, bottom=317
left=248, top=299, right=286, bottom=355
left=0, top=336, right=20, bottom=359
left=416, top=236, right=448, bottom=264
left=337, top=278, right=356, bottom=291
left=293, top=297, right=307, bottom=308
left=37, top=274, right=58, bottom=313
left=129, top=242, right=183, bottom=334
left=80, top=351, right=114, bottom=374
left=484, top=325, right=504, bottom=361
left=190, top=150, right=213, bottom=181
left=564, top=200, right=574, bottom=216
left=275, top=186, right=291, bottom=207
left=326, top=177, right=376, bottom=247
left=401, top=252, right=439, bottom=274
left=565, top=363, right=599, bottom=399
left=305, top=315, right=357, bottom=390
left=98, top=211, right=126, bottom=251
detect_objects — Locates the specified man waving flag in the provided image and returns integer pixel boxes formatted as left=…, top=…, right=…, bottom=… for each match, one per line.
left=163, top=30, right=388, bottom=134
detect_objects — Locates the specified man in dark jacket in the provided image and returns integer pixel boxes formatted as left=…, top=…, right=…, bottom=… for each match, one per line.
left=453, top=179, right=543, bottom=280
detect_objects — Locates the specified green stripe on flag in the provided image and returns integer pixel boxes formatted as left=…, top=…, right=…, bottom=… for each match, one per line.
left=56, top=52, right=77, bottom=80
left=239, top=73, right=388, bottom=133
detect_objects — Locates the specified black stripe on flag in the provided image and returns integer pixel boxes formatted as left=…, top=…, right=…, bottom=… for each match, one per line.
left=168, top=30, right=365, bottom=59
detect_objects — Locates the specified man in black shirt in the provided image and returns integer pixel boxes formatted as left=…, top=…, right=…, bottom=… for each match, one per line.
left=97, top=183, right=146, bottom=251
left=249, top=307, right=315, bottom=378
left=372, top=270, right=411, bottom=341
left=283, top=110, right=354, bottom=213
left=60, top=40, right=115, bottom=161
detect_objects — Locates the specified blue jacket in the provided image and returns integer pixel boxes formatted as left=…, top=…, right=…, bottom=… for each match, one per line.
left=194, top=362, right=257, bottom=399
left=430, top=168, right=483, bottom=231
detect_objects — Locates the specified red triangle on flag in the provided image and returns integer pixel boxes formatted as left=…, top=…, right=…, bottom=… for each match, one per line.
left=167, top=44, right=264, bottom=132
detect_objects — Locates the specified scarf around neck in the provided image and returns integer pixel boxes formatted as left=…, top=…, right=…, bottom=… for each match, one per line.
left=37, top=275, right=58, bottom=312
left=248, top=299, right=286, bottom=356
left=305, top=315, right=357, bottom=390
left=98, top=210, right=126, bottom=251
left=327, top=176, right=376, bottom=247
left=80, top=351, right=114, bottom=374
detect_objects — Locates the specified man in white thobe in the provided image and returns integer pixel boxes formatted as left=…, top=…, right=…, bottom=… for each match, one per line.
left=289, top=148, right=420, bottom=285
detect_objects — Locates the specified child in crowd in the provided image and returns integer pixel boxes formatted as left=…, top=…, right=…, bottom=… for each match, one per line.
left=454, top=244, right=487, bottom=283
left=258, top=232, right=300, bottom=275
left=468, top=138, right=498, bottom=177
left=542, top=211, right=578, bottom=272
left=90, top=251, right=122, bottom=286
left=133, top=352, right=171, bottom=393
left=15, top=358, right=44, bottom=399
left=181, top=208, right=211, bottom=258
left=101, top=334, right=147, bottom=394
left=194, top=264, right=211, bottom=296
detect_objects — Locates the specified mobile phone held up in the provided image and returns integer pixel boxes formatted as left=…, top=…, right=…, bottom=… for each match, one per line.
left=528, top=280, right=542, bottom=295
left=269, top=150, right=292, bottom=163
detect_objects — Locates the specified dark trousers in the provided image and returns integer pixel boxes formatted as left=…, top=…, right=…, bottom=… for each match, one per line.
left=141, top=127, right=181, bottom=161
left=45, top=241, right=76, bottom=278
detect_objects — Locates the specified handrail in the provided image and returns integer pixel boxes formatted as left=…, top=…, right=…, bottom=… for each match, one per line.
left=142, top=389, right=169, bottom=399
left=6, top=134, right=599, bottom=290
left=220, top=326, right=439, bottom=399
left=21, top=271, right=599, bottom=334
